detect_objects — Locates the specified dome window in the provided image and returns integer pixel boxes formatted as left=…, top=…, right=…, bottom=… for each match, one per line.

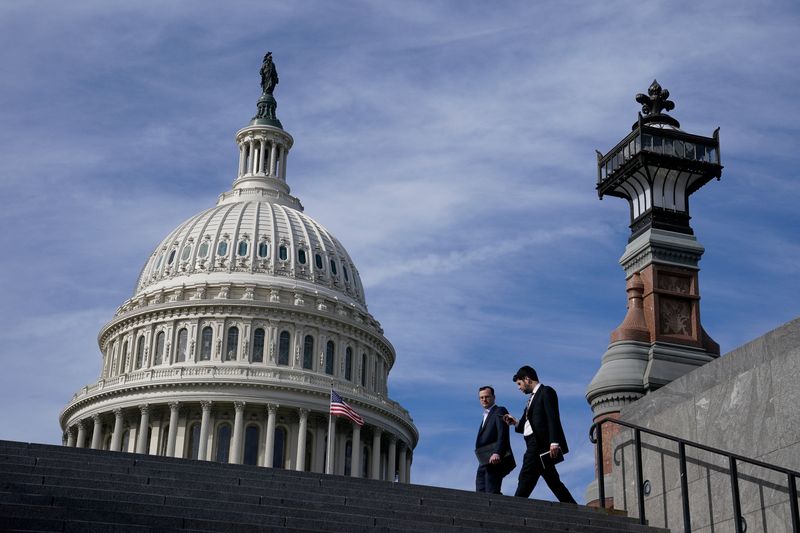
left=154, top=331, right=165, bottom=365
left=199, top=327, right=213, bottom=361
left=198, top=242, right=209, bottom=258
left=225, top=326, right=239, bottom=361
left=217, top=241, right=228, bottom=257
left=298, top=249, right=307, bottom=265
left=237, top=240, right=249, bottom=257
left=330, top=259, right=338, bottom=276
left=279, top=245, right=288, bottom=261
left=180, top=245, right=192, bottom=262
left=155, top=253, right=165, bottom=271
left=167, top=249, right=176, bottom=265
left=135, top=336, right=145, bottom=369
left=258, top=242, right=269, bottom=258
left=302, top=335, right=314, bottom=370
left=315, top=253, right=324, bottom=270
left=343, top=265, right=349, bottom=282
left=345, top=347, right=353, bottom=381
left=278, top=331, right=290, bottom=365
left=325, top=341, right=335, bottom=376
left=176, top=328, right=188, bottom=363
left=252, top=328, right=265, bottom=363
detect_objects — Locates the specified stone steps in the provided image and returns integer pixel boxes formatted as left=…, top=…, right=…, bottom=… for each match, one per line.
left=0, top=440, right=668, bottom=532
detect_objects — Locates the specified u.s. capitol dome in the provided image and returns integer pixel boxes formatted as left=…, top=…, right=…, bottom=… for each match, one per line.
left=59, top=54, right=418, bottom=481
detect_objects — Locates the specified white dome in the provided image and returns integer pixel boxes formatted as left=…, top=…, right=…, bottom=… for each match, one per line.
left=134, top=200, right=367, bottom=309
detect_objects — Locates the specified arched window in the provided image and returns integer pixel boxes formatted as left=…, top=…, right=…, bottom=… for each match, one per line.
left=305, top=431, right=314, bottom=472
left=198, top=241, right=209, bottom=258
left=217, top=241, right=228, bottom=257
left=155, top=252, right=164, bottom=271
left=298, top=249, right=307, bottom=264
left=343, top=264, right=349, bottom=282
left=159, top=425, right=169, bottom=456
left=176, top=328, right=188, bottom=363
left=278, top=245, right=288, bottom=261
left=345, top=440, right=353, bottom=476
left=258, top=241, right=269, bottom=258
left=186, top=423, right=201, bottom=460
left=252, top=328, right=265, bottom=363
left=154, top=331, right=165, bottom=365
left=360, top=353, right=367, bottom=386
left=325, top=341, right=335, bottom=375
left=345, top=347, right=353, bottom=381
left=302, top=335, right=314, bottom=370
left=330, top=259, right=338, bottom=276
left=135, top=336, right=145, bottom=369
left=362, top=446, right=370, bottom=478
left=200, top=327, right=213, bottom=361
left=225, top=326, right=239, bottom=361
left=120, top=341, right=128, bottom=374
left=315, top=253, right=324, bottom=270
left=180, top=244, right=192, bottom=261
left=273, top=427, right=286, bottom=468
left=243, top=425, right=260, bottom=466
left=215, top=424, right=232, bottom=463
left=278, top=331, right=290, bottom=365
left=121, top=429, right=130, bottom=453
left=109, top=343, right=118, bottom=377
left=237, top=240, right=249, bottom=256
left=167, top=249, right=176, bottom=265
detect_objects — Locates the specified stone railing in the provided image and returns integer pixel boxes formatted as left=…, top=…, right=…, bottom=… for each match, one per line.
left=68, top=366, right=412, bottom=423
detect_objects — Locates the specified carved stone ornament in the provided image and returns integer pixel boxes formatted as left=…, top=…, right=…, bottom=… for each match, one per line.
left=657, top=274, right=691, bottom=294
left=659, top=297, right=692, bottom=336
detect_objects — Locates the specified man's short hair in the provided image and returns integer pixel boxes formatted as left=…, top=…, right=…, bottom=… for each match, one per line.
left=478, top=385, right=495, bottom=396
left=513, top=365, right=538, bottom=382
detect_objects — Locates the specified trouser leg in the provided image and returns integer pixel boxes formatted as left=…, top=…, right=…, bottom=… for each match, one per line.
left=542, top=465, right=576, bottom=503
left=514, top=444, right=541, bottom=497
left=475, top=465, right=487, bottom=492
left=485, top=465, right=503, bottom=494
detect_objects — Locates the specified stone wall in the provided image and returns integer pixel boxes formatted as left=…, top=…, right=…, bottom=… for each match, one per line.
left=609, top=317, right=800, bottom=532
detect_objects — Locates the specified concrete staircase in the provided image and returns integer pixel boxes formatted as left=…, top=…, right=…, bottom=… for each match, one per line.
left=0, top=440, right=668, bottom=532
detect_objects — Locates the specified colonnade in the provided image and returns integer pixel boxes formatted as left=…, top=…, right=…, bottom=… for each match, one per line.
left=238, top=137, right=287, bottom=180
left=63, top=400, right=412, bottom=483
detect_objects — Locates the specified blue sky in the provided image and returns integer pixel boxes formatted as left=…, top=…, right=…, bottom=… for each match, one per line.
left=1, top=1, right=798, bottom=502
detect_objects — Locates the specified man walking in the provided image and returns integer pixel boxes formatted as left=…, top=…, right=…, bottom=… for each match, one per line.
left=474, top=386, right=515, bottom=494
left=503, top=366, right=576, bottom=503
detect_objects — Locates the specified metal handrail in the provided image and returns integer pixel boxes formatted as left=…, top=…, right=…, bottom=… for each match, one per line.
left=590, top=417, right=800, bottom=533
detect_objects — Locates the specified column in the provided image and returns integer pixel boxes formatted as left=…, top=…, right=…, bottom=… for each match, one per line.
left=264, top=403, right=278, bottom=468
left=387, top=435, right=397, bottom=482
left=406, top=452, right=412, bottom=484
left=295, top=408, right=309, bottom=471
left=398, top=442, right=408, bottom=484
left=325, top=415, right=336, bottom=474
left=90, top=414, right=103, bottom=449
left=110, top=408, right=124, bottom=452
left=198, top=401, right=212, bottom=461
left=268, top=142, right=277, bottom=176
left=166, top=402, right=180, bottom=457
left=66, top=427, right=76, bottom=448
left=371, top=427, right=383, bottom=480
left=350, top=422, right=361, bottom=478
left=259, top=139, right=267, bottom=174
left=238, top=144, right=245, bottom=177
left=135, top=404, right=150, bottom=454
left=279, top=146, right=288, bottom=180
left=230, top=401, right=245, bottom=464
left=75, top=421, right=87, bottom=448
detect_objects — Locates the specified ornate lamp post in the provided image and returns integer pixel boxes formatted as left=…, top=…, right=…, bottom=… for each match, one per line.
left=585, top=81, right=723, bottom=507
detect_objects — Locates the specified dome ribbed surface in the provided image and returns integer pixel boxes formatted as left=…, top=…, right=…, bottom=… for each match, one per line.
left=135, top=200, right=365, bottom=307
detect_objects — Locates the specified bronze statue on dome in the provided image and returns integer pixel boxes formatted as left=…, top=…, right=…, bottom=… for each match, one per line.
left=260, top=52, right=279, bottom=95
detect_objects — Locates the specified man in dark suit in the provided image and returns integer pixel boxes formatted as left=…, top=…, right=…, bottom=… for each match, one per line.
left=503, top=366, right=576, bottom=503
left=474, top=386, right=515, bottom=494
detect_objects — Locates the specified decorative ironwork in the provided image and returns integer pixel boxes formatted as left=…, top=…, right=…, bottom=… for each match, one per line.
left=635, top=80, right=680, bottom=128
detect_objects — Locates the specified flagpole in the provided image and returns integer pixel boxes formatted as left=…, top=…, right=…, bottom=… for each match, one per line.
left=325, top=387, right=334, bottom=474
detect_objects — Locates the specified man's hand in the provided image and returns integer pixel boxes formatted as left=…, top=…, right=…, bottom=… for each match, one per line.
left=489, top=453, right=501, bottom=465
left=549, top=444, right=561, bottom=458
left=502, top=414, right=517, bottom=426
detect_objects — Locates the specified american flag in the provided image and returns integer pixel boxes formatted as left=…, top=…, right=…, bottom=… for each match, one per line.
left=330, top=390, right=364, bottom=426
